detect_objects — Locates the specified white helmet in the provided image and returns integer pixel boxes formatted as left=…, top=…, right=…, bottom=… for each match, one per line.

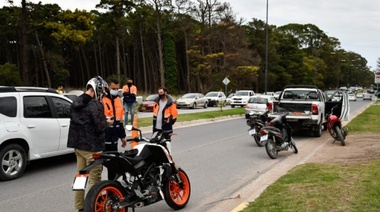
left=86, top=76, right=108, bottom=100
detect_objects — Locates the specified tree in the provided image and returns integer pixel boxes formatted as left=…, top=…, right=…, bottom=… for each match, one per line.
left=0, top=63, right=23, bottom=85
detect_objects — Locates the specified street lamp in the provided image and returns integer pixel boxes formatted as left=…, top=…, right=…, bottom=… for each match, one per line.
left=264, top=0, right=269, bottom=93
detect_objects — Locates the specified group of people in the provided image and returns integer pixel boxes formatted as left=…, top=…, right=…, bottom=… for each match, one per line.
left=67, top=76, right=178, bottom=212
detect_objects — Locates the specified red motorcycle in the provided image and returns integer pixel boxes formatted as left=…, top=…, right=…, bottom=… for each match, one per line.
left=325, top=104, right=348, bottom=146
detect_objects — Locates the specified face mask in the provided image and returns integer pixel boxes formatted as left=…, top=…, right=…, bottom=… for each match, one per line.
left=127, top=83, right=132, bottom=86
left=110, top=90, right=118, bottom=96
left=159, top=94, right=165, bottom=99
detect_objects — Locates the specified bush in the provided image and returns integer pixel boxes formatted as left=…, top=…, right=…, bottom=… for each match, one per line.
left=0, top=63, right=23, bottom=86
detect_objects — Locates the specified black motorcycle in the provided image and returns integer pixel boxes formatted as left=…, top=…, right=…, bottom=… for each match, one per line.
left=246, top=110, right=270, bottom=147
left=72, top=126, right=191, bottom=211
left=259, top=112, right=298, bottom=159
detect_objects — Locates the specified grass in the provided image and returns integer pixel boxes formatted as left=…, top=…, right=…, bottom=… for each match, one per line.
left=241, top=101, right=380, bottom=212
left=134, top=107, right=245, bottom=127
left=345, top=100, right=380, bottom=134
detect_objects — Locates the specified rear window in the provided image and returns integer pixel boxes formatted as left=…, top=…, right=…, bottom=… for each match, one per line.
left=282, top=90, right=319, bottom=100
left=249, top=97, right=268, bottom=104
left=0, top=96, right=17, bottom=117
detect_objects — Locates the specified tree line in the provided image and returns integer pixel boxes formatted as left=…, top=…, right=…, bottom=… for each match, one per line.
left=0, top=0, right=377, bottom=94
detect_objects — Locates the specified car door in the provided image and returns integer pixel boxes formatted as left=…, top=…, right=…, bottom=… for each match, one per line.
left=197, top=93, right=206, bottom=106
left=50, top=96, right=72, bottom=150
left=20, top=94, right=61, bottom=154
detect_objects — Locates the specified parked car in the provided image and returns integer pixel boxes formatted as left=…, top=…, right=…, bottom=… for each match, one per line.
left=273, top=91, right=282, bottom=100
left=139, top=94, right=176, bottom=112
left=230, top=90, right=255, bottom=108
left=0, top=86, right=74, bottom=180
left=356, top=93, right=364, bottom=98
left=226, top=93, right=235, bottom=105
left=348, top=93, right=357, bottom=101
left=363, top=93, right=372, bottom=101
left=205, top=91, right=226, bottom=106
left=245, top=95, right=276, bottom=119
left=176, top=93, right=208, bottom=109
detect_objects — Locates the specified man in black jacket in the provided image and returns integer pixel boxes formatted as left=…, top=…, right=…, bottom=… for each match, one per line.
left=67, top=76, right=109, bottom=212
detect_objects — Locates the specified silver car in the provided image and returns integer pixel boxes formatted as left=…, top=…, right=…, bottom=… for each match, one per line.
left=245, top=95, right=276, bottom=119
left=176, top=93, right=208, bottom=109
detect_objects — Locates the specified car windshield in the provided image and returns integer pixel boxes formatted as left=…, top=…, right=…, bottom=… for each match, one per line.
left=235, top=91, right=249, bottom=96
left=248, top=97, right=268, bottom=104
left=206, top=92, right=218, bottom=97
left=145, top=94, right=158, bottom=101
left=182, top=93, right=196, bottom=99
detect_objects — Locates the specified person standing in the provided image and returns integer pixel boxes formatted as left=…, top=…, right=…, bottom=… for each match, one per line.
left=122, top=79, right=137, bottom=125
left=102, top=77, right=127, bottom=180
left=67, top=76, right=109, bottom=212
left=152, top=87, right=178, bottom=153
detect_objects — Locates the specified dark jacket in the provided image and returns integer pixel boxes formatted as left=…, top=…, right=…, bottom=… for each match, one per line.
left=67, top=93, right=107, bottom=151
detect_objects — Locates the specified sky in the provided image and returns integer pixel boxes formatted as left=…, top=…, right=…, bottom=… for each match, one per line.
left=1, top=0, right=379, bottom=71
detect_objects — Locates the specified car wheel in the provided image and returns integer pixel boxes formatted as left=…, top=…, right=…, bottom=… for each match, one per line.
left=214, top=101, right=219, bottom=107
left=0, top=144, right=27, bottom=181
left=203, top=102, right=208, bottom=108
left=231, top=105, right=235, bottom=108
left=191, top=102, right=196, bottom=109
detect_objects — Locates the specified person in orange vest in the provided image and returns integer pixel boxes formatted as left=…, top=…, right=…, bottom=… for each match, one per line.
left=152, top=87, right=178, bottom=153
left=102, top=77, right=127, bottom=180
left=122, top=79, right=137, bottom=125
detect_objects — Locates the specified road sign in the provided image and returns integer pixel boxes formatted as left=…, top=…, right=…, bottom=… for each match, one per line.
left=222, top=77, right=230, bottom=85
left=375, top=75, right=380, bottom=84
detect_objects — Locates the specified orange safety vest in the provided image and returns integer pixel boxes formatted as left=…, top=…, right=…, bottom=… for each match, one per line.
left=102, top=96, right=124, bottom=121
left=152, top=97, right=178, bottom=131
left=122, top=85, right=137, bottom=95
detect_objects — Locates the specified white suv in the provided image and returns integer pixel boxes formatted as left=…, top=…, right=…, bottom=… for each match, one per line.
left=230, top=90, right=255, bottom=108
left=205, top=91, right=226, bottom=107
left=0, top=86, right=74, bottom=180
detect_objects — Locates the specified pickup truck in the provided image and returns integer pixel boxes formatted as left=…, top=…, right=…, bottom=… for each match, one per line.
left=269, top=85, right=335, bottom=137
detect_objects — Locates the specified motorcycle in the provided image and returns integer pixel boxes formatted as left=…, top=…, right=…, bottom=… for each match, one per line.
left=325, top=104, right=348, bottom=146
left=259, top=112, right=298, bottom=159
left=246, top=110, right=270, bottom=147
left=72, top=126, right=191, bottom=212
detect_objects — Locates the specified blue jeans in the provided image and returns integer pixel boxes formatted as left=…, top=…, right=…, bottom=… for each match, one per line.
left=124, top=102, right=135, bottom=125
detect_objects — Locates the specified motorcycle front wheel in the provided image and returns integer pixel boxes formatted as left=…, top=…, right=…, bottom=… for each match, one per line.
left=163, top=168, right=191, bottom=210
left=265, top=138, right=278, bottom=159
left=335, top=126, right=346, bottom=146
left=84, top=180, right=127, bottom=212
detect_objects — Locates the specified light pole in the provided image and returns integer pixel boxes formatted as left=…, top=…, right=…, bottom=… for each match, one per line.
left=264, top=0, right=269, bottom=93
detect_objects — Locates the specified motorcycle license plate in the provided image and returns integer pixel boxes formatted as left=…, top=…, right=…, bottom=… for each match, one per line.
left=248, top=129, right=256, bottom=135
left=260, top=134, right=268, bottom=141
left=72, top=174, right=89, bottom=191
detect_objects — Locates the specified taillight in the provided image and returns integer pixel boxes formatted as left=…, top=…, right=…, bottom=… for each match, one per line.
left=312, top=104, right=318, bottom=115
left=259, top=129, right=268, bottom=135
left=93, top=153, right=101, bottom=159
left=267, top=102, right=273, bottom=111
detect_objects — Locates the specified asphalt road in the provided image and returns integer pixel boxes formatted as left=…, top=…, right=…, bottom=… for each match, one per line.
left=0, top=99, right=372, bottom=212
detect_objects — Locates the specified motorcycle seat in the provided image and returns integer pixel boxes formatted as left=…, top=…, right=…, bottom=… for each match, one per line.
left=262, top=126, right=282, bottom=133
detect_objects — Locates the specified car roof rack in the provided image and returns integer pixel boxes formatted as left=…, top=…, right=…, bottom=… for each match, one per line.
left=0, top=86, right=58, bottom=93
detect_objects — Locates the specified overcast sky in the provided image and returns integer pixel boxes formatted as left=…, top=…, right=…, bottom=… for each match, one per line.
left=2, top=0, right=379, bottom=70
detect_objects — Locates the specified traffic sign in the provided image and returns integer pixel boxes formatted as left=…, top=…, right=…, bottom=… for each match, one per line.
left=222, top=77, right=230, bottom=85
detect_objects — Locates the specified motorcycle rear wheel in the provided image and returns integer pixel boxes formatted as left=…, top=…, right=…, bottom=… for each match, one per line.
left=335, top=125, right=346, bottom=146
left=84, top=180, right=127, bottom=212
left=265, top=138, right=278, bottom=159
left=163, top=168, right=191, bottom=210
